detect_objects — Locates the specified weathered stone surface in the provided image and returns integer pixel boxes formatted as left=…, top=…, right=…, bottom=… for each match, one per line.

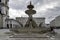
left=0, top=14, right=3, bottom=27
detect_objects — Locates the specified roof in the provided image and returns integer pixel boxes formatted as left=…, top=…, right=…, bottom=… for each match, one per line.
left=56, top=16, right=60, bottom=19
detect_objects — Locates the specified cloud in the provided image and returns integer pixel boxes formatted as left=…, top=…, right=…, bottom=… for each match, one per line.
left=9, top=8, right=28, bottom=19
left=9, top=0, right=27, bottom=10
left=9, top=0, right=60, bottom=23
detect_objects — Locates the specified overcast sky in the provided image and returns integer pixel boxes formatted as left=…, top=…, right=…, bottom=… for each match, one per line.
left=9, top=0, right=60, bottom=24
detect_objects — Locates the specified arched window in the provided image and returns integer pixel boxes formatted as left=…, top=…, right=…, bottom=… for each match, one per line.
left=10, top=24, right=12, bottom=28
left=7, top=24, right=9, bottom=28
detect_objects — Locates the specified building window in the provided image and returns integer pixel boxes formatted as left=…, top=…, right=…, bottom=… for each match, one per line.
left=0, top=0, right=1, bottom=2
left=7, top=24, right=9, bottom=28
left=0, top=6, right=1, bottom=14
left=10, top=24, right=12, bottom=28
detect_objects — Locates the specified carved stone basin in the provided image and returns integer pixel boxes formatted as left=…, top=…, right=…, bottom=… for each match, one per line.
left=10, top=27, right=50, bottom=34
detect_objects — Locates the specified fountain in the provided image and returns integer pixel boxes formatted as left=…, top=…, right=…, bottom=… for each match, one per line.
left=9, top=1, right=51, bottom=39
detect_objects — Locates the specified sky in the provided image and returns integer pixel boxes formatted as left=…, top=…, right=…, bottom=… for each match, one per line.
left=8, top=0, right=60, bottom=24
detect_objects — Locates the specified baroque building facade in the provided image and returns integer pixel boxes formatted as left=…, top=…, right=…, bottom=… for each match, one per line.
left=0, top=0, right=9, bottom=28
left=16, top=17, right=45, bottom=27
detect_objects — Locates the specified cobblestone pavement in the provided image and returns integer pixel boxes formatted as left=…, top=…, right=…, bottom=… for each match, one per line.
left=0, top=29, right=60, bottom=40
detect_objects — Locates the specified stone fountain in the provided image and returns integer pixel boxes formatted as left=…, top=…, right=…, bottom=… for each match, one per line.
left=9, top=1, right=51, bottom=40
